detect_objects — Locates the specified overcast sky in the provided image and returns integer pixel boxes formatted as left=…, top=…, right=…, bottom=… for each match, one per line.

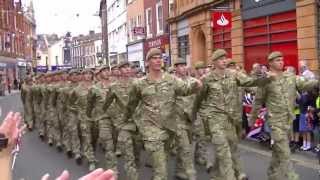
left=25, top=0, right=101, bottom=36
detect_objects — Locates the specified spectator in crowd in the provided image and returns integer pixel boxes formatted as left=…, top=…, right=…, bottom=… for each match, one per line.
left=298, top=90, right=317, bottom=151
left=290, top=92, right=301, bottom=152
left=299, top=60, right=315, bottom=80
left=251, top=63, right=261, bottom=76
left=13, top=79, right=18, bottom=90
left=6, top=77, right=11, bottom=94
left=0, top=112, right=116, bottom=180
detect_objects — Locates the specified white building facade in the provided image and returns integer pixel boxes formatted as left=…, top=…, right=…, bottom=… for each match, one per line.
left=107, top=0, right=128, bottom=65
left=48, top=39, right=64, bottom=71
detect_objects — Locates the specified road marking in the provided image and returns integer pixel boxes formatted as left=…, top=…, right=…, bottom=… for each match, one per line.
left=239, top=144, right=319, bottom=170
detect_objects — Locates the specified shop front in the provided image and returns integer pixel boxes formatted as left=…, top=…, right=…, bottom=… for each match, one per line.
left=144, top=35, right=170, bottom=65
left=176, top=19, right=190, bottom=65
left=127, top=40, right=145, bottom=71
left=241, top=0, right=297, bottom=72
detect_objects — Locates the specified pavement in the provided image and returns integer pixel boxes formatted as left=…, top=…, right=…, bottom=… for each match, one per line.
left=0, top=93, right=319, bottom=180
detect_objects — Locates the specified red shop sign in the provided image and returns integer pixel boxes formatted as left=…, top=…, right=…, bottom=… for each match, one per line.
left=212, top=11, right=232, bottom=29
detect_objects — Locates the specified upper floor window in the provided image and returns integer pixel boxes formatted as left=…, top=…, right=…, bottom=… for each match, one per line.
left=156, top=1, right=163, bottom=34
left=146, top=8, right=152, bottom=37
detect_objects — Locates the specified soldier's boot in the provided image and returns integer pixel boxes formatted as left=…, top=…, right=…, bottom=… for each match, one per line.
left=48, top=138, right=53, bottom=146
left=237, top=173, right=249, bottom=180
left=39, top=134, right=45, bottom=141
left=88, top=162, right=96, bottom=171
left=56, top=142, right=63, bottom=152
left=175, top=172, right=188, bottom=180
left=66, top=150, right=73, bottom=158
left=75, top=154, right=82, bottom=165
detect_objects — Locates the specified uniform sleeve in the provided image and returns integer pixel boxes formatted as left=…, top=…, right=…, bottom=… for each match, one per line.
left=193, top=78, right=208, bottom=112
left=102, top=85, right=116, bottom=110
left=250, top=86, right=266, bottom=124
left=87, top=88, right=95, bottom=118
left=296, top=76, right=318, bottom=92
left=20, top=86, right=26, bottom=104
left=236, top=71, right=270, bottom=87
left=123, top=80, right=141, bottom=120
left=174, top=76, right=199, bottom=96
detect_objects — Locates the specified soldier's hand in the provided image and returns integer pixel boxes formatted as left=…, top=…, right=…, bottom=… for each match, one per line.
left=195, top=79, right=203, bottom=89
left=42, top=169, right=116, bottom=180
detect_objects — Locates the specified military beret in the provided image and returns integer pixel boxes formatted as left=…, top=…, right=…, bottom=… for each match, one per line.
left=268, top=51, right=283, bottom=62
left=97, top=65, right=110, bottom=74
left=194, top=61, right=206, bottom=69
left=146, top=48, right=162, bottom=61
left=68, top=69, right=78, bottom=75
left=118, top=61, right=130, bottom=68
left=82, top=68, right=94, bottom=75
left=211, top=49, right=227, bottom=61
left=227, top=61, right=236, bottom=66
left=174, top=58, right=186, bottom=66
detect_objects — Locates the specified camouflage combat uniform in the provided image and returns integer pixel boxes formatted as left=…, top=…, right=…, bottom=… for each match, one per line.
left=124, top=73, right=199, bottom=180
left=198, top=69, right=269, bottom=180
left=46, top=83, right=59, bottom=145
left=21, top=83, right=34, bottom=129
left=252, top=72, right=318, bottom=180
left=108, top=78, right=140, bottom=180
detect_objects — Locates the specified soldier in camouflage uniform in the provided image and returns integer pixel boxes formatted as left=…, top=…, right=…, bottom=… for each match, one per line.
left=193, top=61, right=211, bottom=169
left=55, top=70, right=69, bottom=151
left=73, top=69, right=95, bottom=166
left=197, top=49, right=270, bottom=180
left=39, top=73, right=51, bottom=140
left=173, top=58, right=197, bottom=180
left=87, top=66, right=111, bottom=171
left=251, top=51, right=319, bottom=180
left=32, top=74, right=44, bottom=131
left=63, top=70, right=82, bottom=162
left=46, top=72, right=60, bottom=146
left=124, top=48, right=202, bottom=180
left=21, top=75, right=34, bottom=130
left=106, top=62, right=140, bottom=180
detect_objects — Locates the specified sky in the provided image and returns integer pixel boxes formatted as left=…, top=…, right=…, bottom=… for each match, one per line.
left=24, top=0, right=102, bottom=36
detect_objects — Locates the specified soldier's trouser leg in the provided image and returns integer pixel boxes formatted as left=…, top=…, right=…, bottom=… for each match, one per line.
left=227, top=126, right=244, bottom=179
left=176, top=128, right=196, bottom=180
left=38, top=111, right=47, bottom=137
left=194, top=115, right=210, bottom=166
left=68, top=113, right=81, bottom=156
left=210, top=130, right=237, bottom=180
left=144, top=140, right=168, bottom=180
left=268, top=123, right=299, bottom=180
left=62, top=114, right=72, bottom=152
left=47, top=111, right=58, bottom=144
left=80, top=120, right=96, bottom=163
left=118, top=129, right=139, bottom=180
left=99, top=118, right=117, bottom=172
left=24, top=107, right=33, bottom=128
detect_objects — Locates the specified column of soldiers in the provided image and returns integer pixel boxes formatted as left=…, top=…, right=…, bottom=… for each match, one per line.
left=20, top=47, right=319, bottom=180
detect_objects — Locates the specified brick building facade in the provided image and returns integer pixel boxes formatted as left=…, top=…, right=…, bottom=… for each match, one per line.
left=0, top=0, right=36, bottom=84
left=168, top=0, right=320, bottom=73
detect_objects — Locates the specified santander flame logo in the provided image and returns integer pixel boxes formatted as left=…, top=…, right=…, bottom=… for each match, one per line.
left=217, top=14, right=229, bottom=26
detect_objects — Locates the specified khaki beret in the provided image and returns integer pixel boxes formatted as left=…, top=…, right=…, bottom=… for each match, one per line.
left=174, top=58, right=186, bottom=66
left=211, top=49, right=227, bottom=61
left=97, top=65, right=110, bottom=73
left=268, top=51, right=283, bottom=62
left=111, top=64, right=119, bottom=70
left=227, top=61, right=236, bottom=66
left=194, top=61, right=206, bottom=69
left=68, top=69, right=78, bottom=75
left=82, top=68, right=94, bottom=74
left=118, top=61, right=130, bottom=68
left=146, top=48, right=162, bottom=61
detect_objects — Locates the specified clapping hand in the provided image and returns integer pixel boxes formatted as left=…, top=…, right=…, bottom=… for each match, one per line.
left=42, top=169, right=116, bottom=180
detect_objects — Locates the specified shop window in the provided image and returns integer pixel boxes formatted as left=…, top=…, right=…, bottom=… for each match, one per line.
left=244, top=10, right=297, bottom=72
left=178, top=35, right=189, bottom=60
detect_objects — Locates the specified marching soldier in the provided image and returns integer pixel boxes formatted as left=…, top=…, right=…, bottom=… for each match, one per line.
left=21, top=75, right=34, bottom=130
left=251, top=51, right=319, bottom=180
left=63, top=70, right=82, bottom=163
left=123, top=48, right=202, bottom=180
left=32, top=74, right=44, bottom=131
left=39, top=73, right=51, bottom=140
left=173, top=58, right=197, bottom=180
left=197, top=49, right=270, bottom=180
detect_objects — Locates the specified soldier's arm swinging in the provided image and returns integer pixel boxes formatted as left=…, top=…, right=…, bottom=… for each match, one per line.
left=174, top=76, right=201, bottom=96
left=296, top=76, right=319, bottom=92
left=250, top=86, right=267, bottom=125
left=236, top=71, right=270, bottom=87
left=123, top=82, right=141, bottom=121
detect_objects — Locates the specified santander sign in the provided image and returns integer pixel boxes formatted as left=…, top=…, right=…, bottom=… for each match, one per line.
left=212, top=11, right=232, bottom=29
